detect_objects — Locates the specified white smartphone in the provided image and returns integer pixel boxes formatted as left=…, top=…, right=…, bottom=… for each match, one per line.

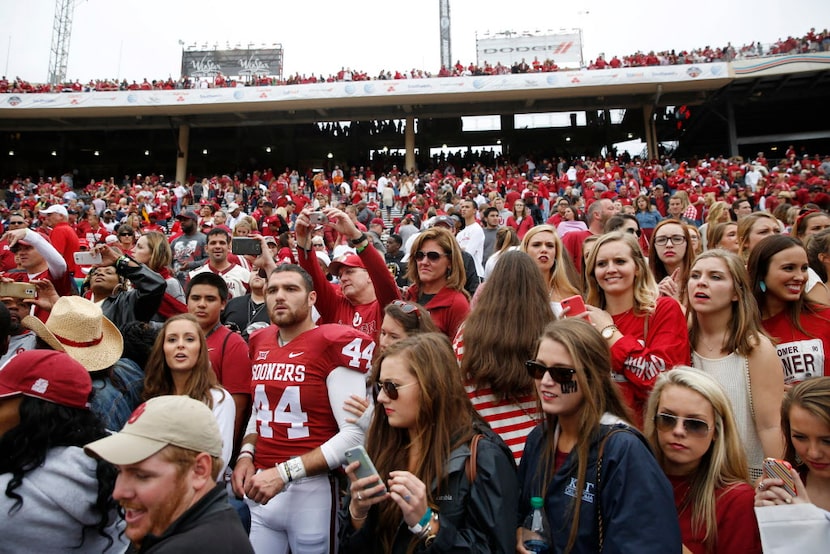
left=74, top=251, right=103, bottom=265
left=344, top=445, right=386, bottom=497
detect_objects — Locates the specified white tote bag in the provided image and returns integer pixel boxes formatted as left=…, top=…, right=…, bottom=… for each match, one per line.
left=754, top=504, right=830, bottom=553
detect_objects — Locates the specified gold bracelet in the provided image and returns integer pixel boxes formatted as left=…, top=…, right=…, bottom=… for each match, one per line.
left=349, top=504, right=368, bottom=521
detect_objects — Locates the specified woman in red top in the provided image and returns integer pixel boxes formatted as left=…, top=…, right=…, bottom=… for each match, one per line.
left=505, top=199, right=534, bottom=240
left=645, top=367, right=762, bottom=554
left=747, top=235, right=830, bottom=383
left=583, top=232, right=690, bottom=427
left=404, top=227, right=469, bottom=340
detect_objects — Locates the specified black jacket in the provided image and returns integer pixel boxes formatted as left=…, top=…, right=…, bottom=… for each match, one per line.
left=100, top=257, right=166, bottom=331
left=127, top=484, right=253, bottom=554
left=339, top=425, right=519, bottom=553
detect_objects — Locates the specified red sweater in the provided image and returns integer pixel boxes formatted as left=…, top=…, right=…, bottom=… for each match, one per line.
left=610, top=296, right=690, bottom=427
left=405, top=284, right=469, bottom=340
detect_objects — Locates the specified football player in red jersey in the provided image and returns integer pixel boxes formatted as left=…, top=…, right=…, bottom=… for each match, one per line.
left=232, top=264, right=374, bottom=553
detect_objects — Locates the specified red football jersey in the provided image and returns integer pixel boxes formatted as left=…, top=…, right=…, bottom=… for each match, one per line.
left=248, top=324, right=374, bottom=469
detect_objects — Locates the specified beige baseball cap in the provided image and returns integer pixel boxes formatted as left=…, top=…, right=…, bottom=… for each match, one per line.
left=85, top=395, right=223, bottom=465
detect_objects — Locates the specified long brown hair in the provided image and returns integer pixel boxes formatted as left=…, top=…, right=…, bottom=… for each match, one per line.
left=533, top=319, right=631, bottom=552
left=649, top=219, right=693, bottom=284
left=781, top=377, right=830, bottom=468
left=368, top=333, right=474, bottom=552
left=143, top=314, right=219, bottom=407
left=460, top=251, right=555, bottom=399
left=686, top=249, right=768, bottom=356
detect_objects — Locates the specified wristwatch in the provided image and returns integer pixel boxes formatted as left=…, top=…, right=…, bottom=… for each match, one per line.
left=600, top=324, right=619, bottom=340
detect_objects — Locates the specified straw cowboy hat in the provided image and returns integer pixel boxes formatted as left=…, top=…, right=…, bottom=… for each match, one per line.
left=23, top=296, right=124, bottom=372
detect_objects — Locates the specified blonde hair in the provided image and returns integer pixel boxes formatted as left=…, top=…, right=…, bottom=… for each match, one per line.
left=585, top=232, right=658, bottom=316
left=520, top=224, right=581, bottom=298
left=644, top=367, right=750, bottom=552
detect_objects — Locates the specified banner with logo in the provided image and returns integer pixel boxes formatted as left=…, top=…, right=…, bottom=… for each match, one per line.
left=181, top=48, right=283, bottom=79
left=477, top=33, right=582, bottom=67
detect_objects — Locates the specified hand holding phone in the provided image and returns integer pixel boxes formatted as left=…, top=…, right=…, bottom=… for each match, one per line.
left=231, top=238, right=262, bottom=256
left=345, top=445, right=387, bottom=497
left=561, top=295, right=587, bottom=318
left=763, top=458, right=797, bottom=497
left=74, top=251, right=103, bottom=265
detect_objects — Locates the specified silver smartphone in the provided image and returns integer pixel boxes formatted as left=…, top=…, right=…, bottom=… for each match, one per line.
left=344, top=445, right=387, bottom=497
left=73, top=251, right=103, bottom=265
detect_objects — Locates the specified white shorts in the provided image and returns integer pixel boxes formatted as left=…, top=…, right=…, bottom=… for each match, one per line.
left=246, top=473, right=338, bottom=554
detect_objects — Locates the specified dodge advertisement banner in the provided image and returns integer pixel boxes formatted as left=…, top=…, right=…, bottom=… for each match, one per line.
left=477, top=33, right=582, bottom=68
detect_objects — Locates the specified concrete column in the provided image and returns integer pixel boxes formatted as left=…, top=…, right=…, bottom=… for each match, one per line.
left=404, top=116, right=416, bottom=172
left=643, top=105, right=657, bottom=160
left=726, top=101, right=738, bottom=158
left=175, top=124, right=190, bottom=185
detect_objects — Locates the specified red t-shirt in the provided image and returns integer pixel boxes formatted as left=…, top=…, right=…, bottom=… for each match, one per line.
left=762, top=307, right=830, bottom=384
left=669, top=475, right=761, bottom=554
left=206, top=324, right=252, bottom=395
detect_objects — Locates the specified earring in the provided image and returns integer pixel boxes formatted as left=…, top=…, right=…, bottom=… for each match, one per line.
left=759, top=281, right=767, bottom=292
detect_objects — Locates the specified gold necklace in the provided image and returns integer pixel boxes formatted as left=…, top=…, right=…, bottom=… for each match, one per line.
left=699, top=333, right=727, bottom=354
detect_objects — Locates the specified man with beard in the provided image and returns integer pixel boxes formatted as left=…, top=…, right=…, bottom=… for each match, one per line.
left=232, top=264, right=373, bottom=554
left=84, top=396, right=254, bottom=553
left=170, top=210, right=208, bottom=286
left=0, top=296, right=34, bottom=364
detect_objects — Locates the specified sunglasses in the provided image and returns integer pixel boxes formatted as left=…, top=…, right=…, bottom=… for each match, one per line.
left=375, top=380, right=417, bottom=400
left=524, top=361, right=576, bottom=384
left=653, top=413, right=711, bottom=436
left=624, top=227, right=642, bottom=237
left=8, top=221, right=26, bottom=226
left=391, top=300, right=419, bottom=318
left=119, top=232, right=133, bottom=237
left=414, top=250, right=448, bottom=262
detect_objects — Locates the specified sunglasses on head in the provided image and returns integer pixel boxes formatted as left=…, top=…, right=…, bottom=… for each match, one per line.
left=391, top=300, right=419, bottom=318
left=375, top=380, right=417, bottom=400
left=653, top=413, right=711, bottom=436
left=524, top=361, right=576, bottom=384
left=414, top=250, right=448, bottom=262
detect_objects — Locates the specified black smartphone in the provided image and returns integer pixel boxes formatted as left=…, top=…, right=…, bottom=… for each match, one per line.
left=231, top=237, right=262, bottom=256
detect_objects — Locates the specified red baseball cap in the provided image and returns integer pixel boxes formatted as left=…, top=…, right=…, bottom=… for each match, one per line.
left=328, top=254, right=366, bottom=276
left=370, top=218, right=385, bottom=227
left=0, top=350, right=92, bottom=410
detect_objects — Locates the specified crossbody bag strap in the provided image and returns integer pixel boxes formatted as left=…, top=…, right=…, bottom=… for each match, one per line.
left=465, top=433, right=484, bottom=483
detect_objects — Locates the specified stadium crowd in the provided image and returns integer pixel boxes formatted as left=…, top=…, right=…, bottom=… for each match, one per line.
left=1, top=146, right=830, bottom=552
left=2, top=27, right=828, bottom=94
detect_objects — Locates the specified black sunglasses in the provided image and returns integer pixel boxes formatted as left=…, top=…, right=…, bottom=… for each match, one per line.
left=524, top=361, right=576, bottom=384
left=654, top=413, right=711, bottom=436
left=119, top=232, right=133, bottom=237
left=375, top=380, right=417, bottom=400
left=414, top=250, right=448, bottom=262
left=624, top=227, right=642, bottom=237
